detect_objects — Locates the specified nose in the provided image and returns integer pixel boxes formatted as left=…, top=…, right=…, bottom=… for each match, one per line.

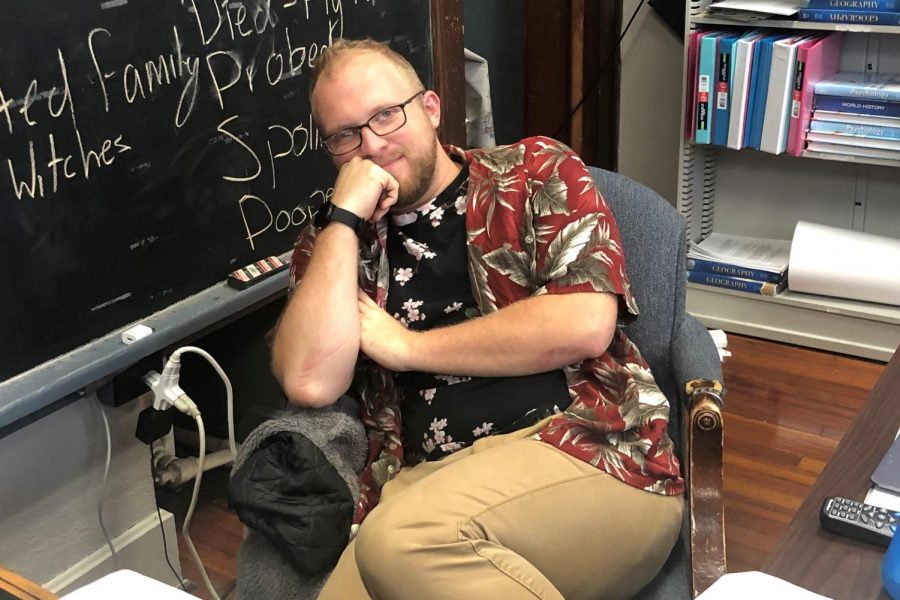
left=359, top=125, right=388, bottom=158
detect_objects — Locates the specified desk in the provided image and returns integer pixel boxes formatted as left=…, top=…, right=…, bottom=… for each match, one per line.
left=764, top=346, right=900, bottom=600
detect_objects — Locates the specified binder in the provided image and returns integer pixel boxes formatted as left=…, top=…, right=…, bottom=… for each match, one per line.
left=786, top=32, right=843, bottom=156
left=696, top=32, right=724, bottom=144
left=760, top=34, right=815, bottom=154
left=748, top=34, right=791, bottom=150
left=713, top=33, right=740, bottom=147
left=728, top=30, right=766, bottom=150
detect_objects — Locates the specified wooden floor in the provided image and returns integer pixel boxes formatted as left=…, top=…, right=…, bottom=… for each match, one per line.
left=158, top=333, right=888, bottom=598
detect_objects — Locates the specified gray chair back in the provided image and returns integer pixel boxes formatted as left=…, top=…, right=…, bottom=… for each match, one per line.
left=588, top=166, right=693, bottom=599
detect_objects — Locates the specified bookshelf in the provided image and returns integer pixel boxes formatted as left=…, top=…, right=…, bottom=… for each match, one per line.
left=679, top=1, right=900, bottom=362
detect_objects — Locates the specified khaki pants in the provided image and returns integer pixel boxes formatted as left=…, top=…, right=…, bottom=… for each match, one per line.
left=318, top=419, right=683, bottom=600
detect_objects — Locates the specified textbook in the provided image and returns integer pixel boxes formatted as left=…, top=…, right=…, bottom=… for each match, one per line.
left=786, top=32, right=842, bottom=156
left=806, top=139, right=900, bottom=161
left=798, top=7, right=900, bottom=22
left=814, top=94, right=900, bottom=118
left=807, top=129, right=900, bottom=150
left=687, top=270, right=787, bottom=296
left=814, top=109, right=900, bottom=127
left=810, top=119, right=900, bottom=140
left=687, top=258, right=786, bottom=283
left=815, top=72, right=900, bottom=102
left=807, top=0, right=900, bottom=9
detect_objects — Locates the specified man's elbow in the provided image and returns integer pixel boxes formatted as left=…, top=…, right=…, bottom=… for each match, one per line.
left=578, top=312, right=617, bottom=359
left=281, top=375, right=346, bottom=408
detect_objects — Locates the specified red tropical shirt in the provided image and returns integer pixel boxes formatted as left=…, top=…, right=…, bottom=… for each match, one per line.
left=289, top=136, right=684, bottom=526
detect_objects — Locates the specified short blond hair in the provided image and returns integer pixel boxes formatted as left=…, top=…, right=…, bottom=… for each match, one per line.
left=309, top=38, right=424, bottom=117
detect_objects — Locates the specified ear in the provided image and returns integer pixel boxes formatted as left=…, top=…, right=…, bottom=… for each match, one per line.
left=421, top=90, right=441, bottom=130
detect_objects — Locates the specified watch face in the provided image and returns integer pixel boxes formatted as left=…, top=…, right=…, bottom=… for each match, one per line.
left=314, top=201, right=333, bottom=228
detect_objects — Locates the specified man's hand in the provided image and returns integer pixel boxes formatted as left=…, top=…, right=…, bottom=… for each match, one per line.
left=357, top=290, right=415, bottom=372
left=332, top=157, right=399, bottom=222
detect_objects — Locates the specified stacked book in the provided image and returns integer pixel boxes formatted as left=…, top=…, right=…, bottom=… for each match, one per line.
left=685, top=29, right=842, bottom=156
left=797, top=0, right=900, bottom=25
left=806, top=71, right=900, bottom=165
left=687, top=233, right=791, bottom=296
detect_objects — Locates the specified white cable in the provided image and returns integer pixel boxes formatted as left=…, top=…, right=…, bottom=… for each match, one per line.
left=181, top=411, right=221, bottom=600
left=94, top=398, right=119, bottom=570
left=169, top=346, right=237, bottom=460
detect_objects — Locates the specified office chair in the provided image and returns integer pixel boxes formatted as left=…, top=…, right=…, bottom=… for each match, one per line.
left=232, top=166, right=727, bottom=600
left=587, top=166, right=726, bottom=598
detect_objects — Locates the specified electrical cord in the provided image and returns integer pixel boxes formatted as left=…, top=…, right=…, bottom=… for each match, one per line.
left=150, top=444, right=188, bottom=592
left=181, top=410, right=220, bottom=600
left=95, top=398, right=119, bottom=571
left=552, top=0, right=649, bottom=140
left=142, top=345, right=236, bottom=599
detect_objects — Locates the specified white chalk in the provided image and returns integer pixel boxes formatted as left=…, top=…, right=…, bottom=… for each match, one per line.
left=122, top=324, right=153, bottom=344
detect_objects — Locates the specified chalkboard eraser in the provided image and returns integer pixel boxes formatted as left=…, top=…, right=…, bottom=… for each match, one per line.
left=227, top=256, right=289, bottom=290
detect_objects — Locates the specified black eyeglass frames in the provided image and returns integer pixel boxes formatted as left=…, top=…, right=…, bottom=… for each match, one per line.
left=322, top=90, right=426, bottom=156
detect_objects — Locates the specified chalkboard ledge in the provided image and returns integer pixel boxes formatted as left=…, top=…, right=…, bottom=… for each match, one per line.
left=0, top=259, right=291, bottom=436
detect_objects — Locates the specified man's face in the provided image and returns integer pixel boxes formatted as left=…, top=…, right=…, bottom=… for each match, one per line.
left=312, top=52, right=441, bottom=212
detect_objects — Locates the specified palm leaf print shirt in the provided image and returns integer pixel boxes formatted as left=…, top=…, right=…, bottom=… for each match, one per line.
left=289, top=137, right=685, bottom=526
left=385, top=162, right=572, bottom=465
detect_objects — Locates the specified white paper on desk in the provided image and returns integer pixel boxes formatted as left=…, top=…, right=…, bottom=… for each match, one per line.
left=61, top=569, right=194, bottom=599
left=789, top=221, right=900, bottom=307
left=866, top=485, right=900, bottom=512
left=709, top=0, right=804, bottom=16
left=697, top=571, right=833, bottom=599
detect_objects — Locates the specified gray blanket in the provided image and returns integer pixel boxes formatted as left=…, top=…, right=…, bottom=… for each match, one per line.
left=231, top=396, right=367, bottom=600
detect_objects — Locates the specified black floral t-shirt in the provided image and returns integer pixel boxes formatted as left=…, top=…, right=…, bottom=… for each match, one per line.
left=386, top=163, right=571, bottom=464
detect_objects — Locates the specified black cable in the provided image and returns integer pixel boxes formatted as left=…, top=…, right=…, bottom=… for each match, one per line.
left=552, top=0, right=649, bottom=140
left=150, top=444, right=189, bottom=592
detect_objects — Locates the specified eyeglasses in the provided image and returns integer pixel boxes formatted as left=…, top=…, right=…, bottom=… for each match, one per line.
left=322, top=91, right=425, bottom=156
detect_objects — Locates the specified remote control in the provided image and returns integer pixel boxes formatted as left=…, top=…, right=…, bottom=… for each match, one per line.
left=819, top=496, right=899, bottom=546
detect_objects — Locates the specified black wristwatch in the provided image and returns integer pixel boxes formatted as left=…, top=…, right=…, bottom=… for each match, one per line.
left=314, top=201, right=365, bottom=236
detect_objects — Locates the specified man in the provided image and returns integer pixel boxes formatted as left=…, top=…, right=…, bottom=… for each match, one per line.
left=271, top=38, right=683, bottom=600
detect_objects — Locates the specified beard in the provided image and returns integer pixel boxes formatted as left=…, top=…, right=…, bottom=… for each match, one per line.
left=392, top=137, right=438, bottom=213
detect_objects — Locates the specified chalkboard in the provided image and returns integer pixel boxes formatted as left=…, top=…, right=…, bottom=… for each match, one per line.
left=0, top=0, right=433, bottom=383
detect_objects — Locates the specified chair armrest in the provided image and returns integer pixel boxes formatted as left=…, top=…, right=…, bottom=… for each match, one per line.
left=672, top=315, right=723, bottom=394
left=684, top=380, right=726, bottom=597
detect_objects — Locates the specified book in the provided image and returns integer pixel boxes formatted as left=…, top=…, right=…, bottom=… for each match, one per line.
left=688, top=232, right=791, bottom=272
left=687, top=270, right=787, bottom=296
left=810, top=119, right=900, bottom=140
left=787, top=32, right=842, bottom=156
left=814, top=109, right=900, bottom=126
left=806, top=139, right=900, bottom=160
left=807, top=129, right=900, bottom=150
left=748, top=33, right=792, bottom=150
left=814, top=94, right=900, bottom=118
left=816, top=72, right=900, bottom=102
left=696, top=32, right=724, bottom=144
left=687, top=257, right=786, bottom=283
left=761, top=34, right=814, bottom=154
left=797, top=7, right=900, bottom=22
left=807, top=0, right=900, bottom=10
left=713, top=33, right=741, bottom=146
left=685, top=30, right=707, bottom=140
left=728, top=30, right=767, bottom=149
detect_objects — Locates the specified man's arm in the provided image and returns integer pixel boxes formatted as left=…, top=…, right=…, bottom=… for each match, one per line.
left=272, top=158, right=398, bottom=407
left=358, top=291, right=618, bottom=376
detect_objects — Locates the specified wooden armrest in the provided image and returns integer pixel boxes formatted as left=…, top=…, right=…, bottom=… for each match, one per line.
left=0, top=565, right=59, bottom=600
left=684, top=380, right=726, bottom=598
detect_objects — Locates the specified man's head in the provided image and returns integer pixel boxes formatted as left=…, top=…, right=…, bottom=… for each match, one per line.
left=310, top=39, right=445, bottom=212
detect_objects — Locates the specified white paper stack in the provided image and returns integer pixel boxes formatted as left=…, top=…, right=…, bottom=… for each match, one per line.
left=689, top=233, right=791, bottom=272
